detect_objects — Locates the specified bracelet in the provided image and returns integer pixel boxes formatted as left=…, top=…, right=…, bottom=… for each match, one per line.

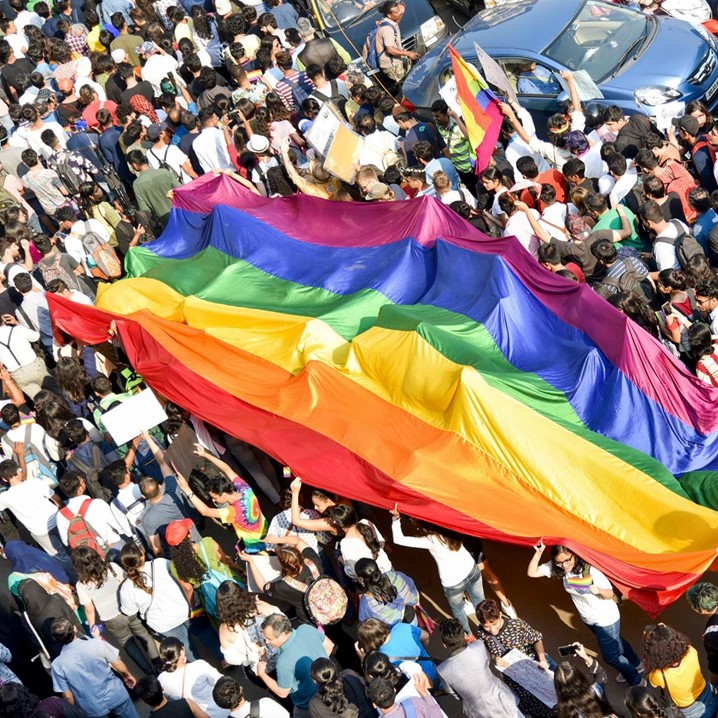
left=186, top=492, right=195, bottom=500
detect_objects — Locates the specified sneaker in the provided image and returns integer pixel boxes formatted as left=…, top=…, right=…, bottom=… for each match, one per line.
left=636, top=661, right=645, bottom=673
left=616, top=674, right=626, bottom=683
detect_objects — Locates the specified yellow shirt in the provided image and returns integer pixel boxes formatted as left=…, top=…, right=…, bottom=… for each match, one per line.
left=649, top=647, right=706, bottom=707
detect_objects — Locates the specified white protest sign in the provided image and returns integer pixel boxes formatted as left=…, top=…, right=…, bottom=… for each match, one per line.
left=439, top=75, right=462, bottom=117
left=245, top=554, right=282, bottom=592
left=101, top=389, right=168, bottom=446
left=496, top=649, right=557, bottom=707
left=556, top=69, right=604, bottom=102
left=305, top=102, right=343, bottom=157
left=474, top=42, right=518, bottom=105
left=654, top=101, right=685, bottom=134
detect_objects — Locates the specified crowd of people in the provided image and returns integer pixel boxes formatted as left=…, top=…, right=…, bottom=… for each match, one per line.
left=0, top=0, right=717, bottom=716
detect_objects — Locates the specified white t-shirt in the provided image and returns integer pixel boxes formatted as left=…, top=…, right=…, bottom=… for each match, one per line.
left=76, top=563, right=126, bottom=621
left=65, top=219, right=111, bottom=275
left=609, top=167, right=637, bottom=209
left=339, top=519, right=392, bottom=579
left=540, top=202, right=568, bottom=239
left=192, top=127, right=233, bottom=173
left=654, top=220, right=688, bottom=271
left=25, top=122, right=68, bottom=160
left=0, top=324, right=40, bottom=371
left=110, top=483, right=146, bottom=533
left=5, top=34, right=27, bottom=58
left=56, top=495, right=130, bottom=549
left=159, top=660, right=228, bottom=718
left=141, top=53, right=181, bottom=97
left=231, top=698, right=289, bottom=718
left=576, top=143, right=607, bottom=180
left=538, top=561, right=619, bottom=626
left=146, top=143, right=192, bottom=184
left=119, top=558, right=189, bottom=632
left=504, top=210, right=541, bottom=259
left=0, top=478, right=57, bottom=535
left=440, top=189, right=477, bottom=209
left=392, top=519, right=475, bottom=587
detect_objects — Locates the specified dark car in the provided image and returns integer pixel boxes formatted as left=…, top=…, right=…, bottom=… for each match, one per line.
left=402, top=0, right=718, bottom=134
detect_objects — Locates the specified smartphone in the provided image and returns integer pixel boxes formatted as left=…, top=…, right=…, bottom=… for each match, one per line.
left=661, top=302, right=671, bottom=315
left=558, top=644, right=578, bottom=657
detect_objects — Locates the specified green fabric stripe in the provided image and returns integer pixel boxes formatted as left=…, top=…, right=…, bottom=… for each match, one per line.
left=125, top=246, right=715, bottom=507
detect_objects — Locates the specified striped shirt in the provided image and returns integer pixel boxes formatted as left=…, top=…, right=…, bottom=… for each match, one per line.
left=275, top=70, right=314, bottom=112
left=437, top=119, right=472, bottom=173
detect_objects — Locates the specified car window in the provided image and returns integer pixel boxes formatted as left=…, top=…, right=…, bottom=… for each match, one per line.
left=499, top=59, right=561, bottom=97
left=311, top=0, right=377, bottom=31
left=543, top=0, right=650, bottom=83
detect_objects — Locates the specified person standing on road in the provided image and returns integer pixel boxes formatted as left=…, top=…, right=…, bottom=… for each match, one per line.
left=686, top=582, right=718, bottom=685
left=375, top=0, right=418, bottom=87
left=527, top=541, right=643, bottom=686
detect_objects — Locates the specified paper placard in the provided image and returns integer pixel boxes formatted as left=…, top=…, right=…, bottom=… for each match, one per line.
left=496, top=649, right=557, bottom=707
left=439, top=75, right=462, bottom=118
left=324, top=123, right=364, bottom=184
left=101, top=389, right=168, bottom=446
left=654, top=101, right=685, bottom=134
left=556, top=69, right=604, bottom=102
left=164, top=423, right=200, bottom=479
left=306, top=102, right=344, bottom=158
left=246, top=554, right=282, bottom=593
left=474, top=42, right=518, bottom=105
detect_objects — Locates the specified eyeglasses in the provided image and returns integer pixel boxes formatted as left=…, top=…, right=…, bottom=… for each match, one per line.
left=555, top=557, right=574, bottom=567
left=696, top=296, right=712, bottom=306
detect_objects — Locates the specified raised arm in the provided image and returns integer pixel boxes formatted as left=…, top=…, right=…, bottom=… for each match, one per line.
left=289, top=478, right=335, bottom=533
left=560, top=71, right=582, bottom=114
left=141, top=431, right=171, bottom=476
left=527, top=539, right=546, bottom=578
left=514, top=200, right=552, bottom=243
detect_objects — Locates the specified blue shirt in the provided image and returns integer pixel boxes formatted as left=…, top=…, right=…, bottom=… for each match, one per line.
left=380, top=622, right=439, bottom=684
left=517, top=66, right=560, bottom=95
left=276, top=625, right=327, bottom=708
left=693, top=209, right=718, bottom=254
left=100, top=0, right=132, bottom=26
left=425, top=157, right=460, bottom=190
left=51, top=638, right=128, bottom=717
left=270, top=2, right=299, bottom=28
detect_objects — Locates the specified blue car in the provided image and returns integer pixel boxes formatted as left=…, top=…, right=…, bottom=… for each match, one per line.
left=402, top=0, right=718, bottom=135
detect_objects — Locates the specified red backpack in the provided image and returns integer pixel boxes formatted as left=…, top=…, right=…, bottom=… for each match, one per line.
left=59, top=498, right=106, bottom=558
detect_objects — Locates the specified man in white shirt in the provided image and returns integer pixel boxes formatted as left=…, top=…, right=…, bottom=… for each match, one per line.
left=0, top=455, right=71, bottom=571
left=607, top=154, right=637, bottom=209
left=13, top=272, right=53, bottom=351
left=213, top=676, right=289, bottom=718
left=640, top=200, right=685, bottom=272
left=145, top=122, right=196, bottom=184
left=502, top=105, right=550, bottom=176
left=0, top=314, right=52, bottom=399
left=56, top=470, right=131, bottom=553
left=1, top=403, right=58, bottom=484
left=695, top=278, right=718, bottom=336
left=0, top=20, right=27, bottom=58
left=140, top=42, right=182, bottom=97
left=355, top=114, right=399, bottom=170
left=191, top=107, right=233, bottom=173
left=55, top=206, right=111, bottom=276
left=102, top=460, right=147, bottom=541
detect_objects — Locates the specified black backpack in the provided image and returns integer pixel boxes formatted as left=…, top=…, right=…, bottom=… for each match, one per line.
left=654, top=220, right=705, bottom=270
left=600, top=258, right=655, bottom=303
left=311, top=80, right=347, bottom=118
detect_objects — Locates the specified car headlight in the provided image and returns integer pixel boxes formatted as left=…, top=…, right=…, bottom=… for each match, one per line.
left=634, top=86, right=683, bottom=106
left=420, top=16, right=445, bottom=46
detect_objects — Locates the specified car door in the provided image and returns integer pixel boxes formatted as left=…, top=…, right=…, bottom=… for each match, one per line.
left=497, top=57, right=564, bottom=137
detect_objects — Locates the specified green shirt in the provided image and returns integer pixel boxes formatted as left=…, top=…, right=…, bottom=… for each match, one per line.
left=133, top=167, right=180, bottom=228
left=437, top=119, right=472, bottom=173
left=594, top=207, right=642, bottom=250
left=110, top=34, right=144, bottom=67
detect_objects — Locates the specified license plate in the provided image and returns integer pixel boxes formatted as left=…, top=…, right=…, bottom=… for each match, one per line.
left=707, top=75, right=718, bottom=102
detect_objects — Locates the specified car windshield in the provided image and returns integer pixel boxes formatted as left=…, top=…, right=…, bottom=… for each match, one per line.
left=543, top=0, right=650, bottom=82
left=313, top=0, right=378, bottom=30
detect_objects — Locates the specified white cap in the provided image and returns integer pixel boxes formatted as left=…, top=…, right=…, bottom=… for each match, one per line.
left=111, top=49, right=127, bottom=64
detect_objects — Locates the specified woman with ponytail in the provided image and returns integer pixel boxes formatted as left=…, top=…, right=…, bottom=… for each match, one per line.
left=158, top=637, right=226, bottom=717
left=118, top=543, right=198, bottom=660
left=391, top=505, right=484, bottom=638
left=310, top=657, right=374, bottom=718
left=355, top=558, right=419, bottom=627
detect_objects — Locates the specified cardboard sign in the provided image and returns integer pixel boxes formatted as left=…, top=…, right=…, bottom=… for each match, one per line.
left=324, top=124, right=364, bottom=183
left=306, top=102, right=344, bottom=157
left=101, top=389, right=167, bottom=446
left=474, top=42, right=518, bottom=105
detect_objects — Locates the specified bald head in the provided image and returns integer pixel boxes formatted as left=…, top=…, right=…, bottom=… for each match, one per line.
left=57, top=78, right=74, bottom=94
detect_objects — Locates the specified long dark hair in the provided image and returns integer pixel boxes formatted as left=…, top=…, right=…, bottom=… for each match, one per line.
left=169, top=536, right=206, bottom=584
left=555, top=661, right=614, bottom=718
left=191, top=6, right=212, bottom=39
left=412, top=520, right=462, bottom=551
left=120, top=543, right=152, bottom=595
left=355, top=558, right=397, bottom=604
left=689, top=322, right=715, bottom=359
left=216, top=581, right=258, bottom=628
left=159, top=637, right=184, bottom=672
left=550, top=545, right=589, bottom=579
left=642, top=624, right=691, bottom=674
left=71, top=545, right=110, bottom=588
left=54, top=356, right=89, bottom=404
left=626, top=686, right=671, bottom=718
left=326, top=505, right=380, bottom=559
left=311, top=658, right=351, bottom=714
left=34, top=396, right=79, bottom=440
left=254, top=106, right=271, bottom=139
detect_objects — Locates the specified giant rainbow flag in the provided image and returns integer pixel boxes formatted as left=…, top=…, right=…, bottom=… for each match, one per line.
left=49, top=174, right=718, bottom=615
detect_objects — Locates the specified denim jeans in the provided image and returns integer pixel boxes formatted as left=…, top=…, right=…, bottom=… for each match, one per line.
left=106, top=694, right=139, bottom=718
left=161, top=620, right=198, bottom=662
left=588, top=620, right=641, bottom=685
left=680, top=683, right=718, bottom=718
left=443, top=564, right=485, bottom=635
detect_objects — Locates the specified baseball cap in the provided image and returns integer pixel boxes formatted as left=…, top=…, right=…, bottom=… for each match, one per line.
left=247, top=134, right=271, bottom=154
left=146, top=122, right=167, bottom=141
left=365, top=182, right=391, bottom=200
left=215, top=0, right=232, bottom=13
left=672, top=115, right=700, bottom=136
left=111, top=49, right=127, bottom=64
left=297, top=17, right=313, bottom=38
left=165, top=518, right=194, bottom=546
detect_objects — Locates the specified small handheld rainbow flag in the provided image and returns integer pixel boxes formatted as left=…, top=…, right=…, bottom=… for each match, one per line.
left=448, top=45, right=502, bottom=173
left=564, top=574, right=595, bottom=595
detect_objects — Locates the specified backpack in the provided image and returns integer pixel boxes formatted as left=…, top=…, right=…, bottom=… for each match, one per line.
left=37, top=253, right=85, bottom=295
left=654, top=220, right=705, bottom=270
left=59, top=498, right=106, bottom=557
left=283, top=558, right=348, bottom=627
left=312, top=80, right=347, bottom=118
left=1, top=423, right=57, bottom=486
left=80, top=222, right=122, bottom=281
left=363, top=20, right=395, bottom=71
left=195, top=541, right=235, bottom=618
left=52, top=161, right=82, bottom=195
left=0, top=175, right=20, bottom=219
left=148, top=145, right=181, bottom=184
left=600, top=258, right=654, bottom=303
left=68, top=444, right=114, bottom=503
